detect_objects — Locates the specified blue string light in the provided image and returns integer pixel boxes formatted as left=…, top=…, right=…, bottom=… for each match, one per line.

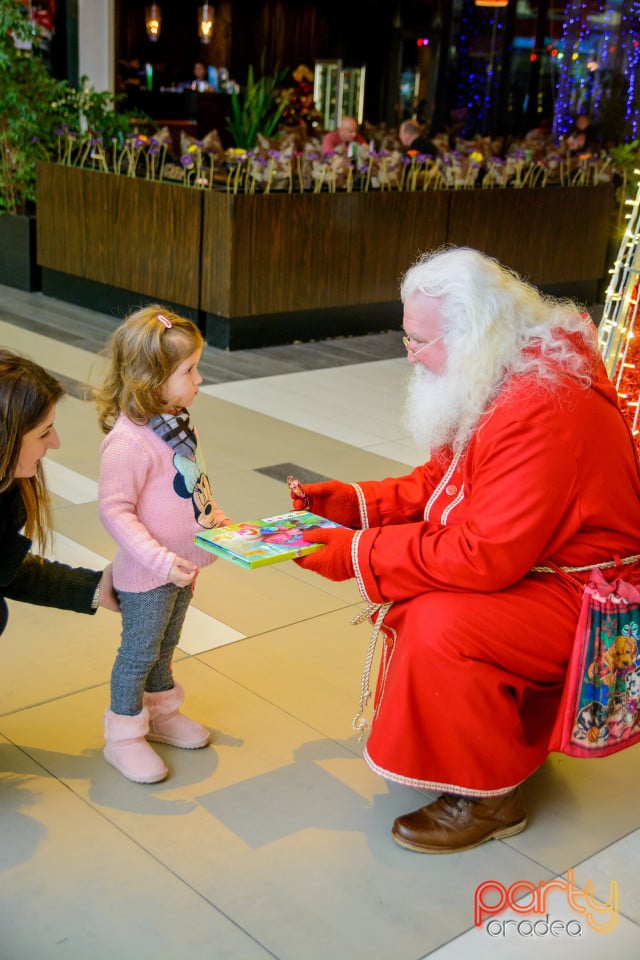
left=454, top=1, right=636, bottom=141
left=456, top=1, right=506, bottom=135
left=621, top=0, right=640, bottom=137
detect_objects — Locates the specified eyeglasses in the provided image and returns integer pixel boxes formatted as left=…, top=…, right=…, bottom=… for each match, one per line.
left=402, top=334, right=444, bottom=358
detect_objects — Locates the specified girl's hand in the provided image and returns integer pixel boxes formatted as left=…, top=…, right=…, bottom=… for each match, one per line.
left=168, top=556, right=198, bottom=587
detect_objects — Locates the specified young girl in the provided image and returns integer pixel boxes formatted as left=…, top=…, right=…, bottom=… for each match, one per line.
left=95, top=305, right=229, bottom=784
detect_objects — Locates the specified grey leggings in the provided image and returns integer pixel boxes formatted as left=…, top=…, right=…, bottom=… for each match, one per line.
left=110, top=583, right=192, bottom=715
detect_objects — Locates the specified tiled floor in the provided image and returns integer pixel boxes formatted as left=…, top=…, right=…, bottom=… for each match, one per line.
left=1, top=285, right=639, bottom=960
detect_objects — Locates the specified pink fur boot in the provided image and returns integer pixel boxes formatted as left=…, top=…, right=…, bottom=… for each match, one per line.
left=143, top=683, right=210, bottom=749
left=103, top=707, right=168, bottom=784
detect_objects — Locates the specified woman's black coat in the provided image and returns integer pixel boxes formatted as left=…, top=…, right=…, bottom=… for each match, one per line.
left=0, top=486, right=100, bottom=635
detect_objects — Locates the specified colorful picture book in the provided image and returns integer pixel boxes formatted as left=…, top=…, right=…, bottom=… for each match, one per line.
left=194, top=509, right=344, bottom=569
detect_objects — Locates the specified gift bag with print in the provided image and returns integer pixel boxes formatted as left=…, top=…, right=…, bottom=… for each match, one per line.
left=550, top=567, right=640, bottom=758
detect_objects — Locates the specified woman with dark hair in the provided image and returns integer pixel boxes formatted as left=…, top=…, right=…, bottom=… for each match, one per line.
left=0, top=348, right=117, bottom=637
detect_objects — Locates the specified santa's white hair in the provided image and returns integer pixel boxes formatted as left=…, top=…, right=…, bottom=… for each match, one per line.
left=401, top=246, right=598, bottom=456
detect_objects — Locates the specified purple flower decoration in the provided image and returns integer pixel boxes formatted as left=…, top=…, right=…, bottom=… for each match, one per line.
left=181, top=154, right=194, bottom=168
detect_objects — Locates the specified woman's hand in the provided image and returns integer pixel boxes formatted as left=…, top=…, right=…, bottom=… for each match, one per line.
left=97, top=563, right=120, bottom=611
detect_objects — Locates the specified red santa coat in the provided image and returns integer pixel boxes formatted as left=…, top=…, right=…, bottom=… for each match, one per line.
left=350, top=353, right=640, bottom=795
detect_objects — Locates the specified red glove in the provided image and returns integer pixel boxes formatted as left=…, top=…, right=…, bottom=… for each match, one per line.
left=289, top=479, right=361, bottom=527
left=294, top=527, right=356, bottom=581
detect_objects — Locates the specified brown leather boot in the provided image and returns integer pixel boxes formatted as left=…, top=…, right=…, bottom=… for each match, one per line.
left=391, top=787, right=527, bottom=853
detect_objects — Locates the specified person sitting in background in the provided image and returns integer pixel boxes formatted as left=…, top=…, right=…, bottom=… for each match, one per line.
left=398, top=119, right=437, bottom=158
left=524, top=117, right=552, bottom=160
left=565, top=128, right=588, bottom=157
left=189, top=61, right=212, bottom=92
left=565, top=113, right=599, bottom=157
left=525, top=116, right=552, bottom=143
left=321, top=116, right=367, bottom=155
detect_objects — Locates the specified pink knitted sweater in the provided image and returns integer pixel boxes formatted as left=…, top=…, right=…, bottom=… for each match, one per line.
left=98, top=414, right=229, bottom=592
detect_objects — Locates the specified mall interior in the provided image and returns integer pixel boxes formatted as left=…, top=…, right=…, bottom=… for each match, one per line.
left=2, top=1, right=640, bottom=959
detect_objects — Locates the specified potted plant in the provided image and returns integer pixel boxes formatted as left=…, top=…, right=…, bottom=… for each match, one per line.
left=0, top=0, right=68, bottom=287
left=226, top=62, right=289, bottom=150
left=0, top=0, right=134, bottom=289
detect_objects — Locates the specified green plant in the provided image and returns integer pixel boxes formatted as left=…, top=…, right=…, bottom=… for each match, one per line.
left=0, top=0, right=138, bottom=214
left=608, top=139, right=640, bottom=196
left=0, top=0, right=70, bottom=213
left=606, top=139, right=640, bottom=238
left=51, top=80, right=135, bottom=147
left=226, top=62, right=289, bottom=149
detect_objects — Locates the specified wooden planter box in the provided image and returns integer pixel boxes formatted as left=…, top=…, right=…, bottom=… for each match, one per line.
left=35, top=162, right=618, bottom=349
left=447, top=185, right=616, bottom=288
left=36, top=162, right=203, bottom=322
left=0, top=212, right=40, bottom=291
left=200, top=190, right=450, bottom=348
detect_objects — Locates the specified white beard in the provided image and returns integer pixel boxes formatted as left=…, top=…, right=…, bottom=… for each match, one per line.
left=404, top=363, right=473, bottom=456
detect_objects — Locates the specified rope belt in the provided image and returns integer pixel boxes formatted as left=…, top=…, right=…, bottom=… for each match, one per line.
left=531, top=553, right=640, bottom=574
left=352, top=602, right=392, bottom=740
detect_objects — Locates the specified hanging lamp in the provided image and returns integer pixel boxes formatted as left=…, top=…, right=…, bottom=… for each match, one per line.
left=145, top=4, right=162, bottom=42
left=198, top=3, right=214, bottom=43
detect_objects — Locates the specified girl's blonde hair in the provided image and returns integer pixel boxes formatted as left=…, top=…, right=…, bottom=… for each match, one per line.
left=95, top=305, right=205, bottom=433
left=0, top=348, right=64, bottom=551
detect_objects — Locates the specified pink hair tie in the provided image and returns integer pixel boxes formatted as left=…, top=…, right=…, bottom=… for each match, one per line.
left=158, top=314, right=172, bottom=328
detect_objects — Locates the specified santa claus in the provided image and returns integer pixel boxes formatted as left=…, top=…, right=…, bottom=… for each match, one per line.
left=290, top=246, right=640, bottom=853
